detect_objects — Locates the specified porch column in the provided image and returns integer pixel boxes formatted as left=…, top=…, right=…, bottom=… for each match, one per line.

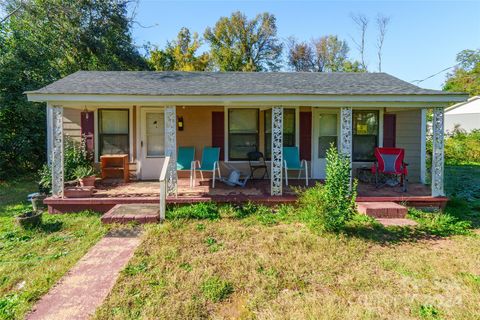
left=431, top=107, right=445, bottom=197
left=164, top=106, right=177, bottom=196
left=51, top=105, right=64, bottom=197
left=271, top=106, right=283, bottom=196
left=340, top=107, right=353, bottom=185
left=46, top=103, right=53, bottom=165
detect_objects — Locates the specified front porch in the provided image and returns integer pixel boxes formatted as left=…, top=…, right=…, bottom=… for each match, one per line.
left=44, top=177, right=448, bottom=214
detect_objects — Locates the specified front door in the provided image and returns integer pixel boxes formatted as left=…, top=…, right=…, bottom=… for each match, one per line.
left=140, top=109, right=165, bottom=180
left=312, top=111, right=339, bottom=179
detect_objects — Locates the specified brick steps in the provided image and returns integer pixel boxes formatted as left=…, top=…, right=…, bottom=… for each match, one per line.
left=357, top=202, right=408, bottom=219
left=101, top=204, right=159, bottom=224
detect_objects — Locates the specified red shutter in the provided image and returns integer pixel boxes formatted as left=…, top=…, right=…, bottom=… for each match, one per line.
left=383, top=114, right=396, bottom=148
left=211, top=111, right=225, bottom=160
left=299, top=112, right=312, bottom=161
left=81, top=111, right=94, bottom=156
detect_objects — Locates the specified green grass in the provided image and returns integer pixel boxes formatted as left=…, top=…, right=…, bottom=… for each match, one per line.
left=95, top=164, right=479, bottom=319
left=95, top=212, right=480, bottom=319
left=0, top=178, right=106, bottom=320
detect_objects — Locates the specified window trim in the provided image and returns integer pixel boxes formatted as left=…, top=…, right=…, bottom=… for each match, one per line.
left=98, top=108, right=130, bottom=157
left=227, top=108, right=260, bottom=161
left=352, top=110, right=379, bottom=162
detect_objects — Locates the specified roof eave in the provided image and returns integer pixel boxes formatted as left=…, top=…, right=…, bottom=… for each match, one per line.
left=26, top=91, right=468, bottom=107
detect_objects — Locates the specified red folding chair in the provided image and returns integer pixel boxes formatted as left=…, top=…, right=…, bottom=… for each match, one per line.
left=371, top=147, right=408, bottom=192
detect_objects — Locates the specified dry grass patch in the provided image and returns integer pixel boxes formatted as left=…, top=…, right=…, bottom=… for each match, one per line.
left=95, top=217, right=480, bottom=320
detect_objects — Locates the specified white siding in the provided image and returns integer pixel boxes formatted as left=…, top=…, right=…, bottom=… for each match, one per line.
left=63, top=108, right=82, bottom=142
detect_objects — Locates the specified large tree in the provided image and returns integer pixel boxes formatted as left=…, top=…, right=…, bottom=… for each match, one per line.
left=286, top=37, right=315, bottom=72
left=287, top=35, right=363, bottom=72
left=443, top=49, right=480, bottom=96
left=313, top=35, right=350, bottom=72
left=0, top=0, right=148, bottom=178
left=204, top=11, right=283, bottom=71
left=149, top=27, right=210, bottom=71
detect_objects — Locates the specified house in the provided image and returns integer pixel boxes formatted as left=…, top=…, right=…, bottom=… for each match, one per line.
left=445, top=96, right=480, bottom=133
left=26, top=71, right=467, bottom=213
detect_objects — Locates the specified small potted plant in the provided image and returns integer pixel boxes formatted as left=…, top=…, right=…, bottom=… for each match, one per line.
left=16, top=209, right=42, bottom=229
left=74, top=165, right=97, bottom=187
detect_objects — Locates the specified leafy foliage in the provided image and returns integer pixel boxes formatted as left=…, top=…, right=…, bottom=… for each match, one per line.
left=0, top=0, right=148, bottom=179
left=63, top=137, right=92, bottom=182
left=286, top=35, right=364, bottom=72
left=149, top=27, right=210, bottom=71
left=408, top=208, right=471, bottom=236
left=298, top=146, right=357, bottom=232
left=73, top=165, right=96, bottom=180
left=204, top=11, right=283, bottom=71
left=444, top=129, right=480, bottom=165
left=443, top=49, right=480, bottom=96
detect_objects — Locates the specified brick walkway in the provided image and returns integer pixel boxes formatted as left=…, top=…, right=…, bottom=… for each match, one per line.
left=27, top=229, right=141, bottom=320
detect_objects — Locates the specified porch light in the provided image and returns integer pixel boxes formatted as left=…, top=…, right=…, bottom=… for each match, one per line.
left=178, top=116, right=184, bottom=131
left=83, top=106, right=89, bottom=119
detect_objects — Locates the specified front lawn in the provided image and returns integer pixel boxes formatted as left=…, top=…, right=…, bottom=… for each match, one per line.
left=0, top=178, right=106, bottom=319
left=96, top=202, right=480, bottom=319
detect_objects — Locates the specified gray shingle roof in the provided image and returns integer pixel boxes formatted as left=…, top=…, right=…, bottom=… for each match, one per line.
left=28, top=71, right=459, bottom=96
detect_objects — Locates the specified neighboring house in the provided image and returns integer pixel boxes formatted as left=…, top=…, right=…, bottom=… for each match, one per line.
left=26, top=71, right=466, bottom=201
left=445, top=96, right=480, bottom=133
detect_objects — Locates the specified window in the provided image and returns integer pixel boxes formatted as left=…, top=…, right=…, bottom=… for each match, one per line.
left=99, top=109, right=129, bottom=156
left=352, top=111, right=379, bottom=161
left=265, top=109, right=296, bottom=159
left=228, top=109, right=259, bottom=160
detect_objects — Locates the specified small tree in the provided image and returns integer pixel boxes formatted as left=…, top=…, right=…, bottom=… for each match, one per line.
left=322, top=145, right=358, bottom=231
left=298, top=145, right=357, bottom=232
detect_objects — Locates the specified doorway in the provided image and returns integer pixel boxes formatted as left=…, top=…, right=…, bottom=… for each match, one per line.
left=312, top=110, right=339, bottom=179
left=140, top=108, right=165, bottom=180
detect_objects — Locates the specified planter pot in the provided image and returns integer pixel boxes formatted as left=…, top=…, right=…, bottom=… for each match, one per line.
left=16, top=211, right=42, bottom=229
left=64, top=186, right=94, bottom=198
left=79, top=176, right=96, bottom=187
left=31, top=193, right=48, bottom=212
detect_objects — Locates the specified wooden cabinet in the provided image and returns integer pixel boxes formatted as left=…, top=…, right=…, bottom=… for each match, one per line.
left=100, top=154, right=129, bottom=182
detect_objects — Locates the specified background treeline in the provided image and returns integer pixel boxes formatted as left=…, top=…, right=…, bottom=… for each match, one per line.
left=0, top=0, right=478, bottom=179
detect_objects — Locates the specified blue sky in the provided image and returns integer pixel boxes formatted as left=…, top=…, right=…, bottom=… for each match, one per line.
left=131, top=1, right=480, bottom=90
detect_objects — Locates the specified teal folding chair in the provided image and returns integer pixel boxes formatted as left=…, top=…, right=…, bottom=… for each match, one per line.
left=193, top=147, right=222, bottom=188
left=177, top=146, right=195, bottom=188
left=283, top=147, right=308, bottom=186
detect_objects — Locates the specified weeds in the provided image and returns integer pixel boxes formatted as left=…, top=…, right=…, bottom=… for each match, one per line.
left=200, top=276, right=234, bottom=302
left=408, top=208, right=472, bottom=236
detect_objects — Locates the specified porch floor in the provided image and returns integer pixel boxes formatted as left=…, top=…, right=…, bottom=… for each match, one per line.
left=45, top=178, right=448, bottom=214
left=93, top=178, right=431, bottom=199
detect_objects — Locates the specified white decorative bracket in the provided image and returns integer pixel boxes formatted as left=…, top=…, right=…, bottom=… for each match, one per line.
left=271, top=106, right=283, bottom=196
left=164, top=106, right=177, bottom=196
left=340, top=107, right=353, bottom=185
left=51, top=105, right=64, bottom=197
left=432, top=107, right=445, bottom=197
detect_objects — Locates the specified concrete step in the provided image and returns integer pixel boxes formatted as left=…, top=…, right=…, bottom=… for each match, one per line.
left=357, top=201, right=408, bottom=219
left=101, top=204, right=159, bottom=224
left=376, top=218, right=417, bottom=227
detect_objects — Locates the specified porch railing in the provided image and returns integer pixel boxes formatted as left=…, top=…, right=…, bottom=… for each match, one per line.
left=159, top=156, right=170, bottom=222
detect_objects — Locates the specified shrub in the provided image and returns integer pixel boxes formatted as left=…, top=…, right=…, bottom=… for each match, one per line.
left=37, top=136, right=92, bottom=187
left=38, top=164, right=52, bottom=194
left=298, top=145, right=357, bottom=232
left=200, top=276, right=234, bottom=302
left=63, top=136, right=92, bottom=181
left=434, top=128, right=480, bottom=165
